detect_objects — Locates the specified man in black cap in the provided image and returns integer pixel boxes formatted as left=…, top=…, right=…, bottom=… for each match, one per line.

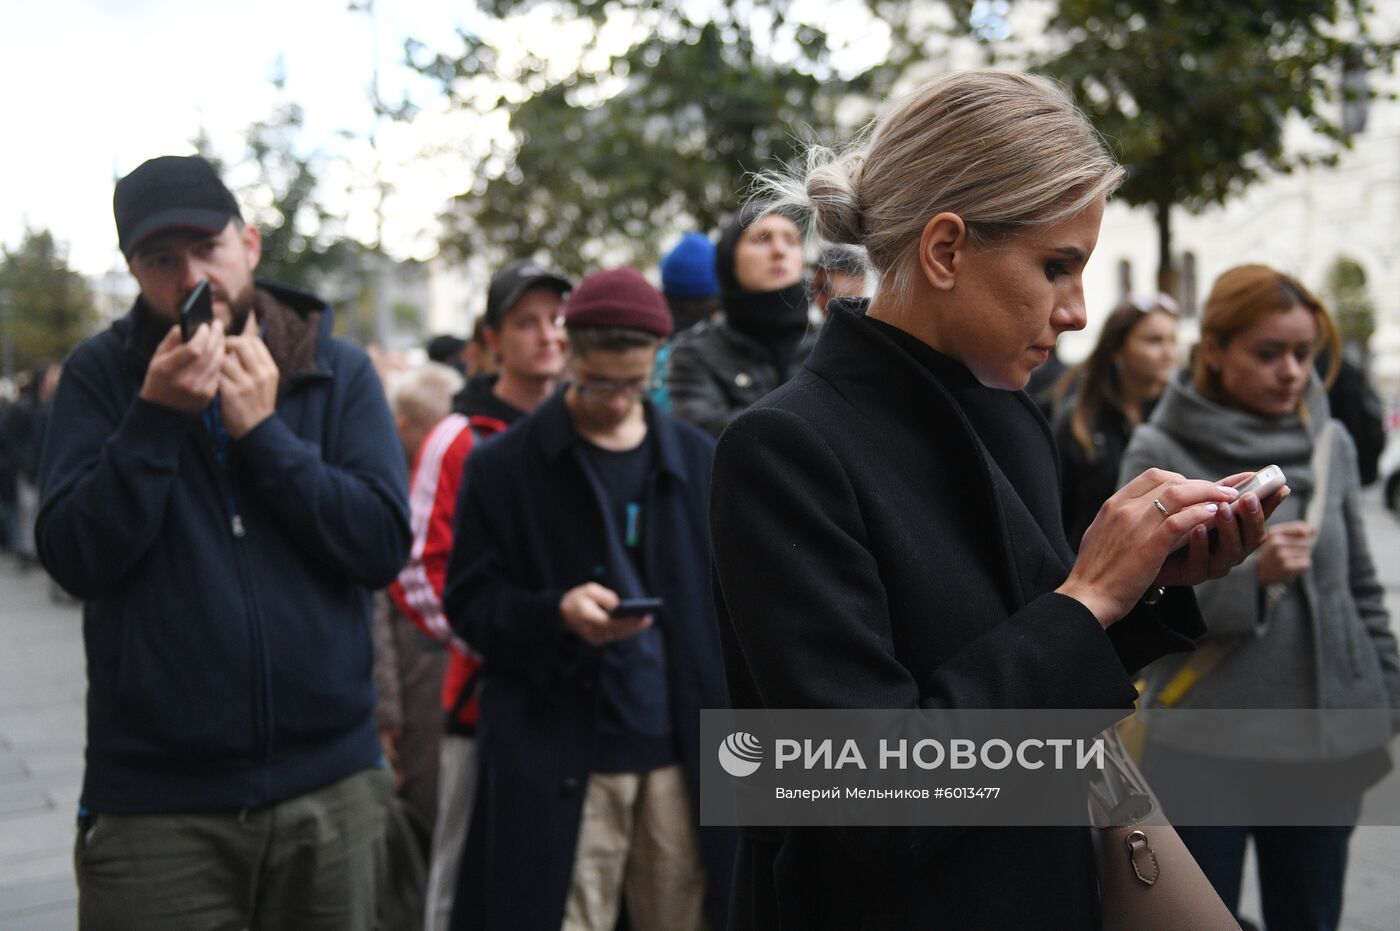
left=36, top=155, right=411, bottom=930
left=450, top=258, right=570, bottom=425
left=402, top=257, right=570, bottom=931
left=426, top=333, right=469, bottom=375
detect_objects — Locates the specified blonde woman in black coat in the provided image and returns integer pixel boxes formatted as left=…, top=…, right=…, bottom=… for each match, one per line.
left=710, top=70, right=1283, bottom=930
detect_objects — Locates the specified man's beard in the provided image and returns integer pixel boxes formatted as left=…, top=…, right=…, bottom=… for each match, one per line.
left=223, top=281, right=257, bottom=335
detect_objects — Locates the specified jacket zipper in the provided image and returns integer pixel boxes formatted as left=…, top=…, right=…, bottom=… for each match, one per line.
left=212, top=464, right=272, bottom=765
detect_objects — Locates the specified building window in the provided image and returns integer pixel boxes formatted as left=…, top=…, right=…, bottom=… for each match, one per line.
left=1342, top=46, right=1370, bottom=138
left=1117, top=259, right=1132, bottom=301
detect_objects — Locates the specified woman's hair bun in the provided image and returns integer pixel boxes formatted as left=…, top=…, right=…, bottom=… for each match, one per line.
left=806, top=153, right=864, bottom=246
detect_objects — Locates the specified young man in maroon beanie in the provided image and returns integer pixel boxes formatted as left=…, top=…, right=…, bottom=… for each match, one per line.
left=442, top=267, right=734, bottom=931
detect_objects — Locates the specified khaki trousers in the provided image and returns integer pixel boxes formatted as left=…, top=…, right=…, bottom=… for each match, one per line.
left=562, top=763, right=708, bottom=931
left=75, top=767, right=392, bottom=931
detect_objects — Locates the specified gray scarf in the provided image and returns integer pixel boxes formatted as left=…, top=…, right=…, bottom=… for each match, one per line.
left=1145, top=369, right=1331, bottom=504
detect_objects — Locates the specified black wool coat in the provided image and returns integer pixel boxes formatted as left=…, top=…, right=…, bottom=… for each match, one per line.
left=443, top=390, right=735, bottom=931
left=710, top=302, right=1205, bottom=930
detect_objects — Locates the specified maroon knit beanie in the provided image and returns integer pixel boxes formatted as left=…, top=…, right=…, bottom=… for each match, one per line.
left=564, top=267, right=674, bottom=339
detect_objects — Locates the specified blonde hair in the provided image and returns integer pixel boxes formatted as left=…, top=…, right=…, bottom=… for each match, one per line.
left=391, top=363, right=466, bottom=429
left=755, top=70, right=1126, bottom=300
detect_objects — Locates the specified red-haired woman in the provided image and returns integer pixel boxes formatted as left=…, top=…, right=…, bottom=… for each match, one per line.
left=1122, top=264, right=1400, bottom=930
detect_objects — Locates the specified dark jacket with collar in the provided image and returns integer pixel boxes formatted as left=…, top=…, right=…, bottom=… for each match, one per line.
left=666, top=318, right=820, bottom=438
left=442, top=390, right=734, bottom=931
left=36, top=281, right=410, bottom=814
left=710, top=302, right=1205, bottom=930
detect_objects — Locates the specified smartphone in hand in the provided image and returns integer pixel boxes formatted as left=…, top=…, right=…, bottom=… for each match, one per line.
left=610, top=597, right=663, bottom=619
left=1232, top=464, right=1286, bottom=501
left=179, top=280, right=213, bottom=341
left=1207, top=464, right=1288, bottom=553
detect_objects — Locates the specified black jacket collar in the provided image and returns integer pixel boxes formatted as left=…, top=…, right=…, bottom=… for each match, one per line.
left=804, top=302, right=1070, bottom=607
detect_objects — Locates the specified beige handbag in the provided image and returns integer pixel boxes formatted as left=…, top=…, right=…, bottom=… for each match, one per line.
left=1090, top=730, right=1240, bottom=930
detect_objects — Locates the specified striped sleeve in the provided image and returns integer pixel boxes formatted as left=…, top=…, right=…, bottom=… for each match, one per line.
left=389, top=414, right=474, bottom=654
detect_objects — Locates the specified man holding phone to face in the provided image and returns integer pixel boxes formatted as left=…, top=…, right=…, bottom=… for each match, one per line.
left=442, top=268, right=734, bottom=931
left=35, top=155, right=410, bottom=930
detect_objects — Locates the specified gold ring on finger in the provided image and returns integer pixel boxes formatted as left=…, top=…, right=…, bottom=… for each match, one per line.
left=1153, top=497, right=1170, bottom=518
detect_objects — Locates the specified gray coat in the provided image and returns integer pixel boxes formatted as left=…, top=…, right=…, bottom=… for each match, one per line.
left=1121, top=372, right=1400, bottom=760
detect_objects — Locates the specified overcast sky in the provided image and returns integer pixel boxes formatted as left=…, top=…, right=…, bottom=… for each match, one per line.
left=0, top=0, right=486, bottom=275
left=1, top=0, right=901, bottom=279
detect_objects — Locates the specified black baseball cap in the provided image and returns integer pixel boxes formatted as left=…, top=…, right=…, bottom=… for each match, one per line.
left=114, top=155, right=243, bottom=259
left=426, top=334, right=468, bottom=362
left=484, top=259, right=571, bottom=328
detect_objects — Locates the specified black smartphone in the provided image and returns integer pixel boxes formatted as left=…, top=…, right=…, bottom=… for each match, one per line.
left=610, top=597, right=663, bottom=619
left=179, top=280, right=213, bottom=341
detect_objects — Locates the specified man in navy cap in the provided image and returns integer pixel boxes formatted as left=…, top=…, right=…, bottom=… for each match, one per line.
left=36, top=155, right=411, bottom=930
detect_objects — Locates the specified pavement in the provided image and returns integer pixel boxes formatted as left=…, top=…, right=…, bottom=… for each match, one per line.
left=2, top=495, right=1399, bottom=930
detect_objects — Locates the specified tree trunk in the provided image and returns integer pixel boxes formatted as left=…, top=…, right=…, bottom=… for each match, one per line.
left=1154, top=201, right=1177, bottom=297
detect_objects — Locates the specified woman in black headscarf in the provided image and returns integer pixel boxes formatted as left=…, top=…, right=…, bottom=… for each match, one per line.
left=666, top=204, right=816, bottom=437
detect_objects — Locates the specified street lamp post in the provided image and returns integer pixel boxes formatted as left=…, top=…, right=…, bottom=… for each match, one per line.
left=348, top=0, right=392, bottom=350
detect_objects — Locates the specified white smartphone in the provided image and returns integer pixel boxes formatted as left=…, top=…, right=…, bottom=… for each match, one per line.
left=1233, top=464, right=1287, bottom=500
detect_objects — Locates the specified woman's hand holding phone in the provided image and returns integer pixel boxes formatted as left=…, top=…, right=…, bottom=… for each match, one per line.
left=1059, top=467, right=1288, bottom=629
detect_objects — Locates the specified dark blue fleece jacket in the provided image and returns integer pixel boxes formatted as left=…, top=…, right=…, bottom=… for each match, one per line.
left=36, top=281, right=410, bottom=814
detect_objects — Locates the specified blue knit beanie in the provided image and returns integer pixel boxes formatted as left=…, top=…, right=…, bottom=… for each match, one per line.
left=660, top=232, right=720, bottom=299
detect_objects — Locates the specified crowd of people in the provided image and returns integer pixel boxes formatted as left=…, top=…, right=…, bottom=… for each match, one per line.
left=22, top=67, right=1398, bottom=931
left=0, top=360, right=62, bottom=570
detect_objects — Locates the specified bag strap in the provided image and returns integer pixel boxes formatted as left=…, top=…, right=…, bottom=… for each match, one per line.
left=1302, top=419, right=1334, bottom=541
left=1156, top=644, right=1230, bottom=708
left=1158, top=420, right=1335, bottom=709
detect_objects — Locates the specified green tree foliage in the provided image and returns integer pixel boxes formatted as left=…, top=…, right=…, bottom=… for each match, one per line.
left=409, top=0, right=901, bottom=276
left=235, top=77, right=361, bottom=291
left=198, top=73, right=377, bottom=339
left=0, top=229, right=99, bottom=374
left=1035, top=0, right=1396, bottom=290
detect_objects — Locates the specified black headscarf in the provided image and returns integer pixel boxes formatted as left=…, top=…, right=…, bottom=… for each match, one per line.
left=716, top=204, right=810, bottom=352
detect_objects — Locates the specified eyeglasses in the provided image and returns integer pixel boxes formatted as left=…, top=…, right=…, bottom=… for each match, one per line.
left=573, top=376, right=649, bottom=400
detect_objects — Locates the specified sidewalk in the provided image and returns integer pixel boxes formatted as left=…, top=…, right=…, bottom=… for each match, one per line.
left=2, top=497, right=1399, bottom=930
left=0, top=561, right=85, bottom=931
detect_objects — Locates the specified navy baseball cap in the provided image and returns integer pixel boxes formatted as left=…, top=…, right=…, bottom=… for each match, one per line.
left=114, top=155, right=242, bottom=259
